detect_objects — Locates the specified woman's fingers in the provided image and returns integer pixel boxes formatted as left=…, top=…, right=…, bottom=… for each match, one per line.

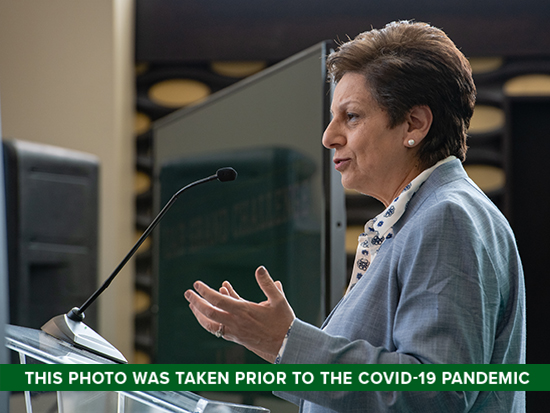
left=188, top=302, right=222, bottom=336
left=185, top=266, right=295, bottom=362
left=221, top=280, right=241, bottom=299
left=255, top=266, right=284, bottom=302
left=184, top=289, right=228, bottom=324
left=190, top=281, right=243, bottom=313
left=274, top=280, right=285, bottom=296
left=184, top=281, right=247, bottom=340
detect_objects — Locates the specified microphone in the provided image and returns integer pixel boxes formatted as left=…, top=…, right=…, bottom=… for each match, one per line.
left=41, top=167, right=237, bottom=363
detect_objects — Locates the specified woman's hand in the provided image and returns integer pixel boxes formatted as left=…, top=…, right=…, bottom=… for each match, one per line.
left=184, top=266, right=295, bottom=363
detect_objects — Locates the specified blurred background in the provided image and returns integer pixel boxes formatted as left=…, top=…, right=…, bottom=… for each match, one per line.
left=1, top=1, right=549, bottom=411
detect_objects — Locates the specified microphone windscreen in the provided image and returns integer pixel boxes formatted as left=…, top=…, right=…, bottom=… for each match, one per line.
left=216, top=167, right=237, bottom=182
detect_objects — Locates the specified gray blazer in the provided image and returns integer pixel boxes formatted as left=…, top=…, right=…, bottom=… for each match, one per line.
left=276, top=159, right=526, bottom=412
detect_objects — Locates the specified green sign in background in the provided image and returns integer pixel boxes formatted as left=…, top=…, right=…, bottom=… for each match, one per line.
left=157, top=147, right=322, bottom=365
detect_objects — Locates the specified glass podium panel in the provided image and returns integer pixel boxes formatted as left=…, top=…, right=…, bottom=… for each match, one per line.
left=5, top=325, right=269, bottom=413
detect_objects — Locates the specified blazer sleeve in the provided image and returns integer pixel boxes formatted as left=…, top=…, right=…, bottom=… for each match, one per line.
left=275, top=197, right=521, bottom=412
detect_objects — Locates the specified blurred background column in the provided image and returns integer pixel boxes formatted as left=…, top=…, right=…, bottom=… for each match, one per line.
left=0, top=0, right=135, bottom=360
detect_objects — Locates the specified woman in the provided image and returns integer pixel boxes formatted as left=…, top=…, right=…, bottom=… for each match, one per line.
left=184, top=21, right=526, bottom=412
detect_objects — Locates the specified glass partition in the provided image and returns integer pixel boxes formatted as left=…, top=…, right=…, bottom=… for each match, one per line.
left=153, top=42, right=346, bottom=365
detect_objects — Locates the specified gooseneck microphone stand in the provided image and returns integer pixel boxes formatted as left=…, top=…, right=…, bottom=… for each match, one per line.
left=41, top=167, right=237, bottom=363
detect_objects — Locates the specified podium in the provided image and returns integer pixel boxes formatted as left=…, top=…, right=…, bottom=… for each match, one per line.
left=5, top=324, right=270, bottom=413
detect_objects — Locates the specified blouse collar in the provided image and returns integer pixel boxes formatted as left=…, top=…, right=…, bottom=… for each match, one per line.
left=346, top=155, right=456, bottom=294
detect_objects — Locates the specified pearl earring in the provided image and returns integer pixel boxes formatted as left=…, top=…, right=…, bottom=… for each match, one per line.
left=408, top=139, right=415, bottom=146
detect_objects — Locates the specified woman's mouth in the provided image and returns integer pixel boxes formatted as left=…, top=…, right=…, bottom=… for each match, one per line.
left=334, top=158, right=351, bottom=171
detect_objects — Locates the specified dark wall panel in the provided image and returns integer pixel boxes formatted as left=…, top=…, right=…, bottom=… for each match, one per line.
left=506, top=97, right=550, bottom=412
left=136, top=0, right=550, bottom=62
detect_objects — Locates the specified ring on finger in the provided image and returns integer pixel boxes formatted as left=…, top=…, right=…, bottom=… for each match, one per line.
left=214, top=323, right=224, bottom=338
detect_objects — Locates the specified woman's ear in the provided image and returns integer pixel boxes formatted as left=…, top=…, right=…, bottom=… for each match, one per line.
left=404, top=105, right=433, bottom=147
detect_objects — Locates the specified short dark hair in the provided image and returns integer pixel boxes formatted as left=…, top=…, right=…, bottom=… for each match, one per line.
left=326, top=20, right=476, bottom=168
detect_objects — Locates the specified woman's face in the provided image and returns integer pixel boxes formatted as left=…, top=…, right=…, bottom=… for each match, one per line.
left=322, top=72, right=417, bottom=204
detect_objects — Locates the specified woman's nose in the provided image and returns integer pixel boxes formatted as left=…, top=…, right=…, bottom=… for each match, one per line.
left=322, top=118, right=345, bottom=149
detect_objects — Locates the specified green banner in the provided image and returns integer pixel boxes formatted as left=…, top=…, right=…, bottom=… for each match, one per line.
left=0, top=364, right=545, bottom=392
